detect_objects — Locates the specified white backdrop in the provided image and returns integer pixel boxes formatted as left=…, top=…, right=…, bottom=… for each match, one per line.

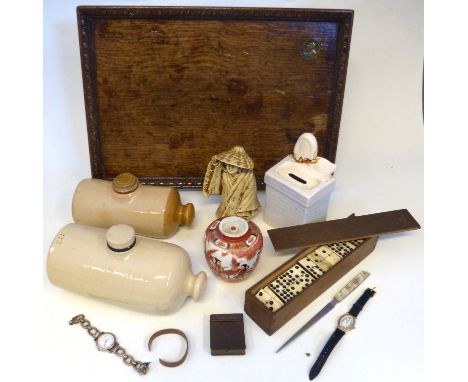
left=43, top=1, right=423, bottom=381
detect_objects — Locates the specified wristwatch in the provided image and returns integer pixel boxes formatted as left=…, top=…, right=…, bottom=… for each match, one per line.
left=308, top=288, right=376, bottom=380
left=69, top=314, right=150, bottom=375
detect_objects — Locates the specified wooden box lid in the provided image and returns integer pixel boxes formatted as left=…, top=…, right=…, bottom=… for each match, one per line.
left=268, top=209, right=421, bottom=252
left=77, top=6, right=354, bottom=188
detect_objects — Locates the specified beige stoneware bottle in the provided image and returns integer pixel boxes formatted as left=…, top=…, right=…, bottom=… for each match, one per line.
left=47, top=223, right=207, bottom=314
left=72, top=173, right=195, bottom=238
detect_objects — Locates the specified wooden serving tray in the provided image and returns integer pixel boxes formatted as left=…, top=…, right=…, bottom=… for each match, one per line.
left=77, top=6, right=354, bottom=188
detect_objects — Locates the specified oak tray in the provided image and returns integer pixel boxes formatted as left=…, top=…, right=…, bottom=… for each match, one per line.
left=77, top=6, right=354, bottom=188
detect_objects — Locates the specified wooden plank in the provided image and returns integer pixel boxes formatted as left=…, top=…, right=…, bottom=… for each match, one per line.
left=268, top=209, right=420, bottom=252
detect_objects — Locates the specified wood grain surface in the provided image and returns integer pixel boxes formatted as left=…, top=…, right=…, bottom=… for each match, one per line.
left=78, top=7, right=353, bottom=188
left=268, top=209, right=421, bottom=252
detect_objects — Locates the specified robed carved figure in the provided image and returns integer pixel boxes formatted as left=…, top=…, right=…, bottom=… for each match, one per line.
left=203, top=146, right=261, bottom=220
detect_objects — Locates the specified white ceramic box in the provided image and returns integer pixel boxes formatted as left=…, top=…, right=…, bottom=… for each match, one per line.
left=264, top=133, right=336, bottom=228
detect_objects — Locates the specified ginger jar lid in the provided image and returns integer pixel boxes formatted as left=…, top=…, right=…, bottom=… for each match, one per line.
left=218, top=216, right=249, bottom=239
left=106, top=224, right=136, bottom=252
left=293, top=133, right=318, bottom=162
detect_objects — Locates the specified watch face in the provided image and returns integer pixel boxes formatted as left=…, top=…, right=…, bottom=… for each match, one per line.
left=338, top=314, right=355, bottom=332
left=96, top=332, right=116, bottom=351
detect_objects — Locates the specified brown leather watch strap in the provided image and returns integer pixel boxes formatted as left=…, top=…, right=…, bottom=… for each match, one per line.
left=148, top=329, right=189, bottom=367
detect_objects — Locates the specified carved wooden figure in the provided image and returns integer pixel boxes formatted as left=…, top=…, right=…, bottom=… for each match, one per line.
left=203, top=146, right=260, bottom=220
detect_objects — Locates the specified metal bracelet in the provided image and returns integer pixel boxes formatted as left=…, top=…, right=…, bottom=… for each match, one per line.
left=114, top=345, right=150, bottom=375
left=70, top=314, right=101, bottom=339
left=69, top=314, right=150, bottom=375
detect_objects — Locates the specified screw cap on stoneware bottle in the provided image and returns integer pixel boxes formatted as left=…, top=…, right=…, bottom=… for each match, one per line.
left=112, top=173, right=140, bottom=194
left=106, top=224, right=136, bottom=252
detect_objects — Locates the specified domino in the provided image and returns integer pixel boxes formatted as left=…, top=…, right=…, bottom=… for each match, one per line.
left=298, top=257, right=322, bottom=278
left=342, top=240, right=359, bottom=250
left=313, top=246, right=340, bottom=265
left=314, top=245, right=337, bottom=258
left=256, top=286, right=284, bottom=311
left=265, top=297, right=284, bottom=312
left=327, top=243, right=353, bottom=258
left=269, top=265, right=314, bottom=303
left=255, top=287, right=275, bottom=303
left=306, top=252, right=331, bottom=272
left=264, top=286, right=285, bottom=311
left=324, top=251, right=342, bottom=265
left=346, top=239, right=364, bottom=246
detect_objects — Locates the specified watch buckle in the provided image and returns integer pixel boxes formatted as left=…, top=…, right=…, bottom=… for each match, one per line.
left=69, top=314, right=84, bottom=325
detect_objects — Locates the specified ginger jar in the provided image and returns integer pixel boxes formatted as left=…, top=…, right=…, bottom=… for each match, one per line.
left=204, top=216, right=263, bottom=282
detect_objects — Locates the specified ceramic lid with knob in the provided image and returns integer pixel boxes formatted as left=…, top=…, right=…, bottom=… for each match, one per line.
left=293, top=133, right=318, bottom=162
left=112, top=173, right=140, bottom=194
left=106, top=224, right=136, bottom=252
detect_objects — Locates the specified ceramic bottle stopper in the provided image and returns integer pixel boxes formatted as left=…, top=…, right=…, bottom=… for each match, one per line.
left=47, top=223, right=207, bottom=314
left=203, top=146, right=261, bottom=220
left=204, top=216, right=263, bottom=282
left=72, top=173, right=194, bottom=238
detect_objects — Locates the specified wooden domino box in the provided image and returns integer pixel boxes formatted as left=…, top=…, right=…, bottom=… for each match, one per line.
left=244, top=210, right=420, bottom=335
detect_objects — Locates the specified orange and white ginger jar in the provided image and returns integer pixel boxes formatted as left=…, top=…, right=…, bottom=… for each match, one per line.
left=204, top=216, right=263, bottom=282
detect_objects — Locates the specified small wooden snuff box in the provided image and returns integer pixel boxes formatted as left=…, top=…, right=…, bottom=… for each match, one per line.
left=210, top=313, right=246, bottom=355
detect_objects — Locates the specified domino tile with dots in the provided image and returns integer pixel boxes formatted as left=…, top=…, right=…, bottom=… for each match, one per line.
left=255, top=286, right=284, bottom=312
left=255, top=240, right=365, bottom=312
left=268, top=264, right=313, bottom=304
